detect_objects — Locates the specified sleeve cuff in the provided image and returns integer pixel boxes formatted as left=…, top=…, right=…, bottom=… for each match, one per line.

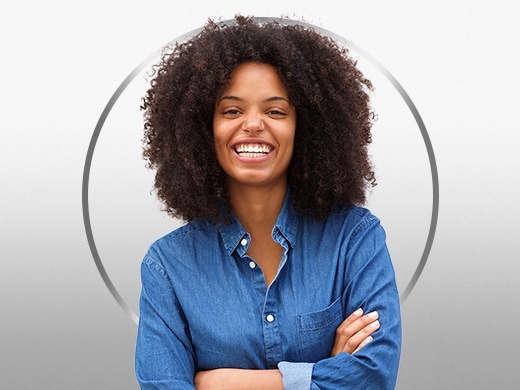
left=277, top=361, right=314, bottom=389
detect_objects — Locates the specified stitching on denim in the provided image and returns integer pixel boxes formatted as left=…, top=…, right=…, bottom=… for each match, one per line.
left=143, top=256, right=172, bottom=283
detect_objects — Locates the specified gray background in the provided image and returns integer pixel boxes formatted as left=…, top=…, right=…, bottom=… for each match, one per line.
left=1, top=0, right=519, bottom=388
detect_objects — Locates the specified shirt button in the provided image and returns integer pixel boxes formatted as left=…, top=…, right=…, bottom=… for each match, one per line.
left=240, top=238, right=248, bottom=246
left=249, top=261, right=256, bottom=269
left=266, top=314, right=275, bottom=323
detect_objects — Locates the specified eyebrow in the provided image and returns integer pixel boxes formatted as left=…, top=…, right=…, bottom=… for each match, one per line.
left=218, top=95, right=290, bottom=104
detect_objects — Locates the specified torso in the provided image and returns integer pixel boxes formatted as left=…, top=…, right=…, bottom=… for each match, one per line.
left=143, top=204, right=398, bottom=370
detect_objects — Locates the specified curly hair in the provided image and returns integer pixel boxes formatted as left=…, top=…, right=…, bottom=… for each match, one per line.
left=142, top=15, right=376, bottom=221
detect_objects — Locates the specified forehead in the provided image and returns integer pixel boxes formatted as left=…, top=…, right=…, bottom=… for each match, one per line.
left=223, top=62, right=288, bottom=96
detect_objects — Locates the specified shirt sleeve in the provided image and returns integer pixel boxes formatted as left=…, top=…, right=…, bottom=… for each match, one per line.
left=279, top=214, right=402, bottom=390
left=135, top=255, right=196, bottom=389
left=278, top=362, right=314, bottom=389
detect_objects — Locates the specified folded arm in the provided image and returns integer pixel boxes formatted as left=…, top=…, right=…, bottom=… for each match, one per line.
left=194, top=308, right=379, bottom=389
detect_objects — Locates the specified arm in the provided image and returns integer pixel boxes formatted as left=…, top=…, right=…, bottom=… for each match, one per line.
left=195, top=368, right=283, bottom=390
left=308, top=216, right=402, bottom=390
left=194, top=309, right=380, bottom=389
left=135, top=256, right=196, bottom=389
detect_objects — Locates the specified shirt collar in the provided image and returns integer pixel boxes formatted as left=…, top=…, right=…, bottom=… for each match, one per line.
left=273, top=189, right=298, bottom=248
left=217, top=189, right=298, bottom=256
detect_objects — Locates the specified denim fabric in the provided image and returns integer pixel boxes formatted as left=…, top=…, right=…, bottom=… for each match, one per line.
left=135, top=194, right=401, bottom=389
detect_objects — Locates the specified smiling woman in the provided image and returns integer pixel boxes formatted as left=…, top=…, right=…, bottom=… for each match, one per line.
left=213, top=62, right=296, bottom=195
left=135, top=15, right=401, bottom=389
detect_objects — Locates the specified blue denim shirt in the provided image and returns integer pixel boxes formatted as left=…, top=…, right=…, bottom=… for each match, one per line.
left=135, top=194, right=401, bottom=389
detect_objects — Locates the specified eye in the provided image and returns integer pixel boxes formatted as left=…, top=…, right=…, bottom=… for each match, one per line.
left=266, top=109, right=286, bottom=116
left=223, top=109, right=242, bottom=116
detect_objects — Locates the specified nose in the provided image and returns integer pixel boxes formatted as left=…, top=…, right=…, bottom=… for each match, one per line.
left=242, top=112, right=264, bottom=134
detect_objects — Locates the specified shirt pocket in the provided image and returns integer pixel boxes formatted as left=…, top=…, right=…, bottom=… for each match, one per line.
left=296, top=296, right=344, bottom=362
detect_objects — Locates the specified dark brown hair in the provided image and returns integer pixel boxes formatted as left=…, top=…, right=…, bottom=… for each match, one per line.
left=142, top=16, right=376, bottom=221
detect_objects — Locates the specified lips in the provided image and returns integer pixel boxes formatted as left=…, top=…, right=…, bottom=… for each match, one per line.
left=234, top=143, right=273, bottom=158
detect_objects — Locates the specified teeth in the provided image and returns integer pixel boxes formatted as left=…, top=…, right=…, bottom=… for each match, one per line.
left=235, top=144, right=271, bottom=157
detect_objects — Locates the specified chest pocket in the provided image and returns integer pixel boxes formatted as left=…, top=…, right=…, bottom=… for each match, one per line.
left=296, top=296, right=344, bottom=362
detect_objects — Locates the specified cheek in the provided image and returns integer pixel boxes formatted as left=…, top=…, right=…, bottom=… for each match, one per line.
left=212, top=124, right=223, bottom=152
left=285, top=128, right=296, bottom=154
left=213, top=133, right=227, bottom=152
left=213, top=136, right=229, bottom=168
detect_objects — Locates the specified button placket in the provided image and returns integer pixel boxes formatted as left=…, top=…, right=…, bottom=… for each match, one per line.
left=262, top=308, right=282, bottom=365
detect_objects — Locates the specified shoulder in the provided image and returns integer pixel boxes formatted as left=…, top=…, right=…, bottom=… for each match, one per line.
left=295, top=205, right=386, bottom=254
left=151, top=218, right=215, bottom=243
left=144, top=218, right=219, bottom=266
left=322, top=205, right=383, bottom=236
left=323, top=205, right=388, bottom=255
left=329, top=205, right=379, bottom=223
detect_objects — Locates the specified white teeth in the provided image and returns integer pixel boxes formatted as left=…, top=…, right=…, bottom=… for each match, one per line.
left=235, top=144, right=271, bottom=157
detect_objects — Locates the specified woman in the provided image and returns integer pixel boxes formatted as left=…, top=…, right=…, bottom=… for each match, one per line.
left=136, top=16, right=401, bottom=389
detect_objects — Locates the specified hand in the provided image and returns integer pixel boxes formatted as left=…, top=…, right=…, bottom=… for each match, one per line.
left=330, top=308, right=380, bottom=356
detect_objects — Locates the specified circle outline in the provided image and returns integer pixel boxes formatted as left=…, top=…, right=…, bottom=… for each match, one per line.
left=82, top=17, right=439, bottom=324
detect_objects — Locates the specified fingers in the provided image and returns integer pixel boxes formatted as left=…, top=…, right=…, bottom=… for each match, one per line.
left=352, top=335, right=374, bottom=354
left=335, top=307, right=365, bottom=333
left=336, top=309, right=379, bottom=342
left=331, top=309, right=380, bottom=356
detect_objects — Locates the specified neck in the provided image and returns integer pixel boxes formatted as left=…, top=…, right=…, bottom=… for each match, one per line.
left=228, top=181, right=287, bottom=235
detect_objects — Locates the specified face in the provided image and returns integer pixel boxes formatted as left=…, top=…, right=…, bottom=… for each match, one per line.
left=213, top=62, right=296, bottom=191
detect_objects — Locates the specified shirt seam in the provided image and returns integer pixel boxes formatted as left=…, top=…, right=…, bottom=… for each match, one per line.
left=142, top=255, right=172, bottom=284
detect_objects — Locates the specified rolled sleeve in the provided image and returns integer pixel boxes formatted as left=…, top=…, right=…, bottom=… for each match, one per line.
left=278, top=362, right=314, bottom=389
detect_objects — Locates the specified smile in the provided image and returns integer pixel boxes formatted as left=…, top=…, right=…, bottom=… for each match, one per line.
left=234, top=143, right=272, bottom=158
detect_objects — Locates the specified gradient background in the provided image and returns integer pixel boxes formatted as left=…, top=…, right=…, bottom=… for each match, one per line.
left=1, top=1, right=519, bottom=388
